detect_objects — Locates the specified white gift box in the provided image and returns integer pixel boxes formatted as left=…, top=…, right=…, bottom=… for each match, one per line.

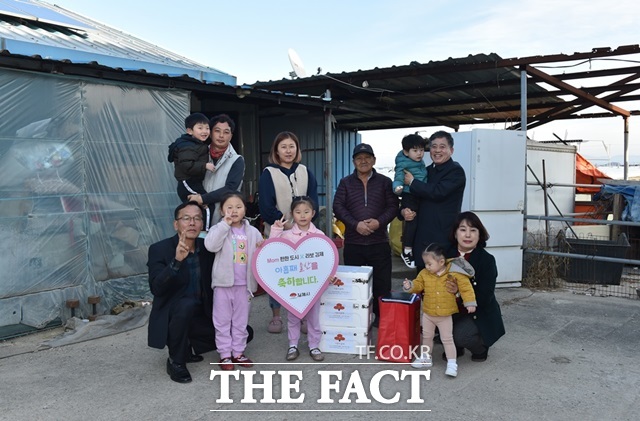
left=319, top=298, right=373, bottom=329
left=319, top=326, right=371, bottom=355
left=323, top=265, right=373, bottom=301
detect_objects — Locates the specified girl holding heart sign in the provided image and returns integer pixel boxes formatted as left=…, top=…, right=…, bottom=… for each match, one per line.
left=270, top=196, right=333, bottom=362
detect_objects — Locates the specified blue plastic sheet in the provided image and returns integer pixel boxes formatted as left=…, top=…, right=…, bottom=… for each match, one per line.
left=600, top=185, right=640, bottom=222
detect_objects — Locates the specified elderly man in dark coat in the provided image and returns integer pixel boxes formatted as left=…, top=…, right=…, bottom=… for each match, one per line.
left=147, top=201, right=252, bottom=383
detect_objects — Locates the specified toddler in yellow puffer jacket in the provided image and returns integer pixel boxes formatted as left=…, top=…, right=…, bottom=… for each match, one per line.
left=403, top=243, right=476, bottom=377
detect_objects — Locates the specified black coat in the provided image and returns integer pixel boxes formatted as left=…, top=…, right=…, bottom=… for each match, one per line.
left=448, top=246, right=505, bottom=347
left=408, top=158, right=466, bottom=258
left=147, top=235, right=214, bottom=352
left=167, top=134, right=210, bottom=182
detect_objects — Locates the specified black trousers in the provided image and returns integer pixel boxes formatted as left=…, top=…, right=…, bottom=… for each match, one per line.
left=400, top=193, right=419, bottom=249
left=343, top=242, right=392, bottom=317
left=166, top=297, right=254, bottom=363
left=176, top=180, right=206, bottom=202
left=451, top=313, right=486, bottom=355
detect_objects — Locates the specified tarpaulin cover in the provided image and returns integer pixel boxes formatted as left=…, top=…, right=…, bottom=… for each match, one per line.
left=576, top=152, right=611, bottom=193
left=600, top=185, right=640, bottom=222
left=0, top=68, right=189, bottom=328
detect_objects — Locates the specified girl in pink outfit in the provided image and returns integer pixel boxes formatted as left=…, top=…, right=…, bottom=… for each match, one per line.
left=269, top=196, right=326, bottom=362
left=205, top=192, right=263, bottom=370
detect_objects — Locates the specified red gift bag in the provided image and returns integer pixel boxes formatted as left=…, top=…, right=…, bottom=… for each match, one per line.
left=375, top=294, right=421, bottom=363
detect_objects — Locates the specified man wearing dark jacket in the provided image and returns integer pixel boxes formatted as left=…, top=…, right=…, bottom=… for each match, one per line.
left=333, top=144, right=399, bottom=326
left=147, top=201, right=252, bottom=383
left=402, top=130, right=466, bottom=271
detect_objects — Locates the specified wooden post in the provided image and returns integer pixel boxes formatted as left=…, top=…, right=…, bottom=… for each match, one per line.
left=542, top=160, right=550, bottom=248
left=611, top=194, right=624, bottom=240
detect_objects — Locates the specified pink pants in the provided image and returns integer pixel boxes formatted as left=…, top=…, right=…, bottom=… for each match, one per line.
left=213, top=285, right=251, bottom=358
left=422, top=313, right=457, bottom=360
left=288, top=300, right=321, bottom=349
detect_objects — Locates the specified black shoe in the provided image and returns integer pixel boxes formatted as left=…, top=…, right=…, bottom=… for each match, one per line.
left=401, top=251, right=416, bottom=269
left=247, top=325, right=254, bottom=344
left=471, top=348, right=488, bottom=362
left=166, top=358, right=192, bottom=383
left=441, top=347, right=465, bottom=361
left=188, top=354, right=204, bottom=363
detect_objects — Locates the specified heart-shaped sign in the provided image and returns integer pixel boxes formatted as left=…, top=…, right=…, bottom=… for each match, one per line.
left=251, top=234, right=339, bottom=319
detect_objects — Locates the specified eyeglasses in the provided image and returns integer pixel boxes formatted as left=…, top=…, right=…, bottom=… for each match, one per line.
left=177, top=215, right=203, bottom=223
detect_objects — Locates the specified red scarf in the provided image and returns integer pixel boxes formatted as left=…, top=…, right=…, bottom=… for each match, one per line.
left=210, top=146, right=226, bottom=160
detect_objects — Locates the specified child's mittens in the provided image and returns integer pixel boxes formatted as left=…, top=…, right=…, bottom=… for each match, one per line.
left=402, top=278, right=412, bottom=291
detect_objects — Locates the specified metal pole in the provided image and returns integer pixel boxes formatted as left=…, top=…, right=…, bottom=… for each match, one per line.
left=324, top=108, right=333, bottom=238
left=521, top=65, right=528, bottom=261
left=520, top=66, right=528, bottom=130
left=526, top=182, right=606, bottom=189
left=524, top=248, right=638, bottom=266
left=525, top=214, right=640, bottom=227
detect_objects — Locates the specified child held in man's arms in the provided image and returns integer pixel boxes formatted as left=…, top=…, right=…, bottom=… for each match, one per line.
left=168, top=112, right=214, bottom=230
left=393, top=134, right=428, bottom=268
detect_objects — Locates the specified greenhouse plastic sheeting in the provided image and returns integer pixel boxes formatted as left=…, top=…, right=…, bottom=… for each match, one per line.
left=0, top=68, right=189, bottom=328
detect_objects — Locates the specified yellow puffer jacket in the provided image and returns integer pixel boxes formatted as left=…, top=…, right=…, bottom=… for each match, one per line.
left=405, top=257, right=477, bottom=316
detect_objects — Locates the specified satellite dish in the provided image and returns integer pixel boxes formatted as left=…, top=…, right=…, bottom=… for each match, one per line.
left=288, top=48, right=307, bottom=78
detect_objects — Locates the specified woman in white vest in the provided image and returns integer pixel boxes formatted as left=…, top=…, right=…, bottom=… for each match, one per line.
left=187, top=114, right=244, bottom=228
left=258, top=131, right=319, bottom=334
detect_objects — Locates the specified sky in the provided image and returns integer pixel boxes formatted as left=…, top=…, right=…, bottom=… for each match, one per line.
left=43, top=0, right=640, bottom=169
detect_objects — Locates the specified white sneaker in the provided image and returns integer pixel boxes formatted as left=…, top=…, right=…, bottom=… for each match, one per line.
left=411, top=352, right=433, bottom=369
left=445, top=362, right=458, bottom=377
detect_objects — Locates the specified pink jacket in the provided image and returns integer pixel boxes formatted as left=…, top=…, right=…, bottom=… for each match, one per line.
left=269, top=222, right=324, bottom=244
left=204, top=219, right=262, bottom=292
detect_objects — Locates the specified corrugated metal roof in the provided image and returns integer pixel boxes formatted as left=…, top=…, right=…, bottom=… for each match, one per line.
left=253, top=46, right=640, bottom=131
left=0, top=0, right=236, bottom=85
left=2, top=2, right=639, bottom=134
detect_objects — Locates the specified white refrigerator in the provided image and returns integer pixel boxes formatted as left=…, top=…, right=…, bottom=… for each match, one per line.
left=427, top=129, right=526, bottom=286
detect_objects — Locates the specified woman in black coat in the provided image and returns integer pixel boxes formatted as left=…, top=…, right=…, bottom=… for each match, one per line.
left=446, top=211, right=505, bottom=361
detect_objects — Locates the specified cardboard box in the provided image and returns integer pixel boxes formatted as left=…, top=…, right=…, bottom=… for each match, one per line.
left=319, top=297, right=372, bottom=329
left=323, top=265, right=373, bottom=300
left=320, top=326, right=371, bottom=355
